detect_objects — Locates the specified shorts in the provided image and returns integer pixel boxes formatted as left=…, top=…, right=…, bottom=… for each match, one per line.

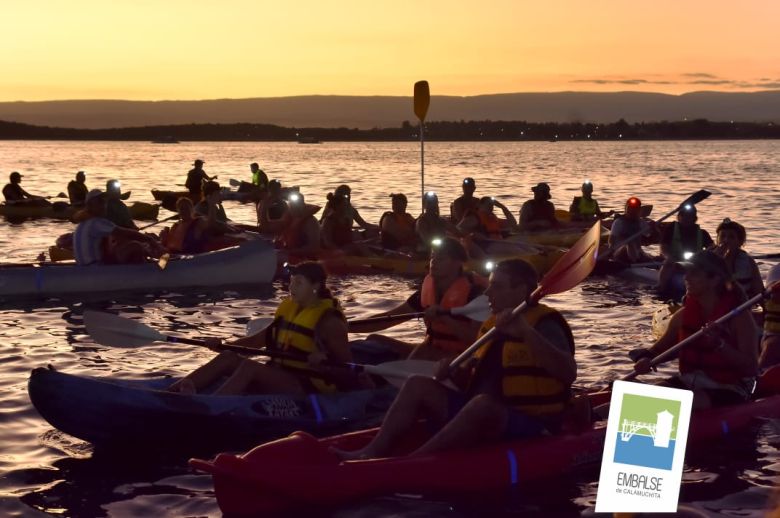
left=662, top=371, right=755, bottom=407
left=445, top=390, right=551, bottom=440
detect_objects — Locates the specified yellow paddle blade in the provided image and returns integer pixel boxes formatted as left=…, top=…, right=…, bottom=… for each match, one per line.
left=413, top=81, right=430, bottom=121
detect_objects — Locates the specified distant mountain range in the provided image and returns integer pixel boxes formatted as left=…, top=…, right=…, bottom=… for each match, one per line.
left=1, top=91, right=779, bottom=129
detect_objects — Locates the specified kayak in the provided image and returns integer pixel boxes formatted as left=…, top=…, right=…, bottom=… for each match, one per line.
left=0, top=201, right=159, bottom=221
left=0, top=240, right=276, bottom=299
left=151, top=189, right=191, bottom=201
left=191, top=378, right=780, bottom=515
left=28, top=365, right=396, bottom=451
left=507, top=224, right=610, bottom=248
left=291, top=246, right=566, bottom=278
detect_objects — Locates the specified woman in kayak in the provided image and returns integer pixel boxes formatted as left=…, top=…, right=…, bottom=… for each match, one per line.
left=160, top=197, right=207, bottom=253
left=711, top=218, right=763, bottom=298
left=630, top=250, right=758, bottom=409
left=379, top=193, right=417, bottom=252
left=169, top=261, right=362, bottom=395
left=320, top=184, right=378, bottom=236
left=335, top=258, right=575, bottom=460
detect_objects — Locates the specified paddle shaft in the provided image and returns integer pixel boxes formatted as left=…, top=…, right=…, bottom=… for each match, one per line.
left=140, top=214, right=177, bottom=230
left=623, top=286, right=773, bottom=381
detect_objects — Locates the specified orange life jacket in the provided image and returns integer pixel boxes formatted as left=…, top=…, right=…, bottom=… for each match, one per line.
left=475, top=210, right=503, bottom=238
left=166, top=218, right=200, bottom=253
left=678, top=291, right=743, bottom=384
left=420, top=274, right=479, bottom=353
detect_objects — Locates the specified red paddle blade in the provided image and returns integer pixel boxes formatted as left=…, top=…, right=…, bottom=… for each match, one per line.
left=535, top=221, right=601, bottom=299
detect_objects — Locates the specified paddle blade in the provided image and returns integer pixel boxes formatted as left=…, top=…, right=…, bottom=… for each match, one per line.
left=84, top=310, right=165, bottom=348
left=681, top=189, right=711, bottom=207
left=229, top=178, right=242, bottom=187
left=536, top=221, right=601, bottom=299
left=246, top=317, right=274, bottom=337
left=450, top=294, right=491, bottom=322
left=413, top=81, right=430, bottom=121
left=365, top=359, right=438, bottom=388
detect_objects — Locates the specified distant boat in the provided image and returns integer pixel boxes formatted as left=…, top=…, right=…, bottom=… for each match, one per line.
left=297, top=136, right=320, bottom=144
left=151, top=136, right=179, bottom=144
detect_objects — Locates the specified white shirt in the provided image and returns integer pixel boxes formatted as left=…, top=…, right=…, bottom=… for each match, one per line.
left=73, top=217, right=116, bottom=265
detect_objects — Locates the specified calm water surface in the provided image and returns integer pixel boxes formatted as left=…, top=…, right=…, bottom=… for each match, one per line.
left=0, top=140, right=779, bottom=516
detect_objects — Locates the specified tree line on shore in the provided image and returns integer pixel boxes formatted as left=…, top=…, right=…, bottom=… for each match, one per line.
left=0, top=118, right=778, bottom=142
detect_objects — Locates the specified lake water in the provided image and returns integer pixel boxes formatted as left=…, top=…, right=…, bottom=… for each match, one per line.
left=0, top=140, right=779, bottom=517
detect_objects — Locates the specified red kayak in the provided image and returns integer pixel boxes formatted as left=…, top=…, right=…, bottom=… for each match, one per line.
left=191, top=368, right=780, bottom=516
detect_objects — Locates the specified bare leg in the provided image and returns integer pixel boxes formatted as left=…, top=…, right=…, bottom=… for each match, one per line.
left=215, top=360, right=305, bottom=395
left=167, top=351, right=243, bottom=393
left=412, top=394, right=507, bottom=456
left=332, top=375, right=450, bottom=460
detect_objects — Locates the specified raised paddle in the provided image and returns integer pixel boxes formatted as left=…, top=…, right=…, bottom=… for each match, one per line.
left=602, top=190, right=710, bottom=262
left=448, top=221, right=602, bottom=373
left=83, top=311, right=437, bottom=387
left=413, top=80, right=430, bottom=209
left=621, top=281, right=780, bottom=382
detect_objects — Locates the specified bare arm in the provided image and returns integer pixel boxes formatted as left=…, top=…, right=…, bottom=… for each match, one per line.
left=316, top=313, right=352, bottom=363
left=494, top=201, right=518, bottom=231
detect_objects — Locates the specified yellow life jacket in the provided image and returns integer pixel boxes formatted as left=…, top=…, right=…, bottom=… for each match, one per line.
left=468, top=304, right=575, bottom=417
left=271, top=297, right=344, bottom=393
left=766, top=299, right=780, bottom=335
left=577, top=196, right=599, bottom=218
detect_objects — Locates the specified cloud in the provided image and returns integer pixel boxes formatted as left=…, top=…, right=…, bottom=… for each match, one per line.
left=570, top=78, right=672, bottom=85
left=687, top=79, right=734, bottom=85
left=568, top=74, right=780, bottom=90
left=682, top=73, right=719, bottom=79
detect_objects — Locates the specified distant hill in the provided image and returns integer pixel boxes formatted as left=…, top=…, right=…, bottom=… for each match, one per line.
left=1, top=91, right=779, bottom=129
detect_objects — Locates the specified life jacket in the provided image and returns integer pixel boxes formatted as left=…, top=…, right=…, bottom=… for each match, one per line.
left=468, top=305, right=575, bottom=416
left=420, top=274, right=479, bottom=353
left=270, top=297, right=344, bottom=393
left=324, top=215, right=353, bottom=247
left=669, top=222, right=704, bottom=261
left=277, top=206, right=320, bottom=250
left=471, top=209, right=503, bottom=238
left=166, top=218, right=202, bottom=253
left=572, top=196, right=599, bottom=219
left=678, top=291, right=743, bottom=384
left=380, top=211, right=417, bottom=248
left=524, top=199, right=556, bottom=224
left=765, top=299, right=780, bottom=335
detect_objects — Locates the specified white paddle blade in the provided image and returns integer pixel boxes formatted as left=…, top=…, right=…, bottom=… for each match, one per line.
left=450, top=295, right=491, bottom=322
left=246, top=317, right=274, bottom=337
left=364, top=360, right=439, bottom=388
left=83, top=310, right=166, bottom=348
left=229, top=178, right=242, bottom=187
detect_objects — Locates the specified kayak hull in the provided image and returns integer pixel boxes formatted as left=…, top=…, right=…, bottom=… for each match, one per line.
left=192, top=392, right=780, bottom=515
left=28, top=367, right=396, bottom=451
left=0, top=201, right=159, bottom=221
left=0, top=240, right=276, bottom=299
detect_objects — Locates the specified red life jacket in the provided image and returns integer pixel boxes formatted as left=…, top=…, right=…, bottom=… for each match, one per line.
left=420, top=274, right=480, bottom=353
left=678, top=291, right=743, bottom=384
left=476, top=210, right=503, bottom=238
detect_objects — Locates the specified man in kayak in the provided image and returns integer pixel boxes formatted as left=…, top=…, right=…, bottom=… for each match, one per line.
left=73, top=189, right=163, bottom=265
left=761, top=264, right=780, bottom=370
left=275, top=192, right=321, bottom=259
left=519, top=182, right=558, bottom=231
left=105, top=179, right=137, bottom=229
left=250, top=162, right=268, bottom=189
left=607, top=196, right=657, bottom=263
left=657, top=204, right=713, bottom=293
left=169, top=261, right=366, bottom=395
left=3, top=172, right=50, bottom=206
left=67, top=171, right=88, bottom=206
left=450, top=177, right=479, bottom=223
left=349, top=237, right=484, bottom=360
left=185, top=159, right=215, bottom=200
left=335, top=258, right=575, bottom=459
left=257, top=179, right=289, bottom=234
left=379, top=193, right=417, bottom=252
left=416, top=192, right=461, bottom=254
left=630, top=251, right=758, bottom=409
left=569, top=180, right=606, bottom=222
left=712, top=218, right=763, bottom=298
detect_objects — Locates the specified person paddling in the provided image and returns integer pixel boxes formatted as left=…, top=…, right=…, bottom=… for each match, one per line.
left=379, top=193, right=417, bottom=252
left=250, top=162, right=268, bottom=189
left=519, top=182, right=558, bottom=231
left=712, top=218, right=763, bottom=298
left=569, top=180, right=605, bottom=222
left=185, top=159, right=215, bottom=200
left=350, top=238, right=484, bottom=360
left=105, top=179, right=137, bottom=229
left=73, top=189, right=163, bottom=265
left=628, top=251, right=758, bottom=409
left=168, top=262, right=367, bottom=395
left=450, top=177, right=479, bottom=223
left=607, top=197, right=657, bottom=263
left=334, top=258, right=575, bottom=460
left=657, top=203, right=714, bottom=293
left=67, top=171, right=88, bottom=206
left=2, top=172, right=50, bottom=206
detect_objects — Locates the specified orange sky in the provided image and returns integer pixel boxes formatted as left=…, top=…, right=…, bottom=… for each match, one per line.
left=2, top=0, right=778, bottom=101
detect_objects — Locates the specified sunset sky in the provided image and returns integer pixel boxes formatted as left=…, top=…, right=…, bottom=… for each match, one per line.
left=2, top=0, right=778, bottom=101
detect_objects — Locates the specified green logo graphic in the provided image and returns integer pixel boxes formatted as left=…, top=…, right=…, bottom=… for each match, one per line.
left=613, top=394, right=681, bottom=470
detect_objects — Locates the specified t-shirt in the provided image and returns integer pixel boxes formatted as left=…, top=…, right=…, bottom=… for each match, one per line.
left=2, top=183, right=25, bottom=201
left=73, top=217, right=116, bottom=265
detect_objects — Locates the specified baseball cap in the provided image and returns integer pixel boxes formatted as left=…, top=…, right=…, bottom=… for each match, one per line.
left=193, top=159, right=205, bottom=165
left=10, top=172, right=22, bottom=181
left=531, top=182, right=551, bottom=199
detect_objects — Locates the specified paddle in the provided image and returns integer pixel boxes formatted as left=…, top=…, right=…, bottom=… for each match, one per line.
left=621, top=281, right=779, bottom=382
left=448, top=221, right=602, bottom=373
left=139, top=214, right=178, bottom=231
left=414, top=80, right=430, bottom=209
left=755, top=253, right=780, bottom=260
left=83, top=311, right=436, bottom=387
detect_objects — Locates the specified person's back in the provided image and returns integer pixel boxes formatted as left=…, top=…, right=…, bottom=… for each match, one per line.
left=68, top=171, right=88, bottom=205
left=569, top=181, right=602, bottom=222
left=74, top=216, right=116, bottom=265
left=660, top=205, right=713, bottom=261
left=186, top=159, right=208, bottom=197
left=2, top=182, right=24, bottom=202
left=450, top=177, right=478, bottom=223
left=519, top=183, right=557, bottom=231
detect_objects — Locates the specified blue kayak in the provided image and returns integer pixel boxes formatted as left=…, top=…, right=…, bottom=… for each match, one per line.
left=28, top=366, right=397, bottom=451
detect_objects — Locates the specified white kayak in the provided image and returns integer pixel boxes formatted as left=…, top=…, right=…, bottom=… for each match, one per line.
left=0, top=240, right=276, bottom=299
